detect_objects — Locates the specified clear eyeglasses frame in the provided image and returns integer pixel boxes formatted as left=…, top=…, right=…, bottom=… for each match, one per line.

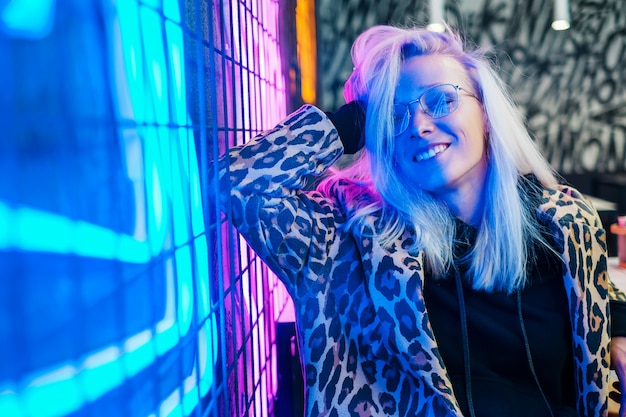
left=392, top=83, right=478, bottom=136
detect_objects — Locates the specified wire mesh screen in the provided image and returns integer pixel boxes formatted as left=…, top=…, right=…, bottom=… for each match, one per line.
left=0, top=0, right=298, bottom=416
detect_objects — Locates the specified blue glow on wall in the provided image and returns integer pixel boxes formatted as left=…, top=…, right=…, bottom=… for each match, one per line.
left=0, top=0, right=57, bottom=39
left=0, top=0, right=218, bottom=415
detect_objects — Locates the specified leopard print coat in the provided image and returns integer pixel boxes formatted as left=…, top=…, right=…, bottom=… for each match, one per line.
left=215, top=105, right=623, bottom=416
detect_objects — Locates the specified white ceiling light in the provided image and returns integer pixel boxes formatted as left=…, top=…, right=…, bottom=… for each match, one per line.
left=427, top=0, right=446, bottom=32
left=552, top=0, right=571, bottom=30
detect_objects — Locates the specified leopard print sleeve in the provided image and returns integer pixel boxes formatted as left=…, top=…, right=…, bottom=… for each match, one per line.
left=211, top=105, right=345, bottom=291
left=545, top=184, right=613, bottom=415
left=563, top=186, right=626, bottom=302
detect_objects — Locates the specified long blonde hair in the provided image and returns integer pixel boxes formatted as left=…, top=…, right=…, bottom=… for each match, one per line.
left=319, top=25, right=558, bottom=293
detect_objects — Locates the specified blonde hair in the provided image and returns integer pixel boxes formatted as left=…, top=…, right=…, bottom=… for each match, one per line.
left=319, top=25, right=558, bottom=293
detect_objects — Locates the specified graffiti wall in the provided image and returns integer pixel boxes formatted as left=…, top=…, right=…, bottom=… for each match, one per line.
left=316, top=0, right=626, bottom=174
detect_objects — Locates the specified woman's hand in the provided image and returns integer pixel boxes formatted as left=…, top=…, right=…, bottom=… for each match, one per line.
left=325, top=101, right=366, bottom=155
left=611, top=336, right=626, bottom=416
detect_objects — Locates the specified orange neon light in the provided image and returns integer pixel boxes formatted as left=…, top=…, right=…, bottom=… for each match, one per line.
left=295, top=0, right=317, bottom=104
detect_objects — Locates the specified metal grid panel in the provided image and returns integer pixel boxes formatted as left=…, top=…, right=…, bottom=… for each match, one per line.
left=0, top=0, right=294, bottom=416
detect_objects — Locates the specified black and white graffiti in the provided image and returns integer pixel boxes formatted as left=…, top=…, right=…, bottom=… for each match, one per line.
left=316, top=0, right=626, bottom=174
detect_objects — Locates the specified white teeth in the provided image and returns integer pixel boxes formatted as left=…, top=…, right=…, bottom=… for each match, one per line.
left=415, top=144, right=448, bottom=162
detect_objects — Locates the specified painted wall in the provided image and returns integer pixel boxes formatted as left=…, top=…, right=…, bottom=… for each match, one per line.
left=316, top=0, right=626, bottom=174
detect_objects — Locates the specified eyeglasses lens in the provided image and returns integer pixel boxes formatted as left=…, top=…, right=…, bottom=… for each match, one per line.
left=393, top=84, right=459, bottom=136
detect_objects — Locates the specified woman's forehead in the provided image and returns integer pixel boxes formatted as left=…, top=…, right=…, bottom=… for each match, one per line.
left=398, top=55, right=467, bottom=85
left=394, top=56, right=469, bottom=98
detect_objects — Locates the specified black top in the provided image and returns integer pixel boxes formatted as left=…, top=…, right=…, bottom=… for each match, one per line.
left=424, top=217, right=577, bottom=417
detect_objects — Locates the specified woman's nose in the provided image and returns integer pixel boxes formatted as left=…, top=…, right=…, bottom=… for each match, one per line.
left=408, top=108, right=435, bottom=137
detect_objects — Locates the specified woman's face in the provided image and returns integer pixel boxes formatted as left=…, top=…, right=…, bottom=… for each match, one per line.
left=392, top=54, right=487, bottom=207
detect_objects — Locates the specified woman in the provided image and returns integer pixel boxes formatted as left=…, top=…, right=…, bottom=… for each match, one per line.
left=214, top=25, right=626, bottom=416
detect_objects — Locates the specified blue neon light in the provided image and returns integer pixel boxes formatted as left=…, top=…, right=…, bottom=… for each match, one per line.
left=0, top=0, right=217, bottom=415
left=1, top=0, right=56, bottom=39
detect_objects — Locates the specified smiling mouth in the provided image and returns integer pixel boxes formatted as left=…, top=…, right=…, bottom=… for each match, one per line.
left=413, top=144, right=449, bottom=162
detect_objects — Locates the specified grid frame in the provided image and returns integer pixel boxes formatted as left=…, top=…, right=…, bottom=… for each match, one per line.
left=0, top=0, right=298, bottom=416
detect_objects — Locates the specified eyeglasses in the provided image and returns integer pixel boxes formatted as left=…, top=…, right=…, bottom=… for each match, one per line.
left=392, top=83, right=478, bottom=136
